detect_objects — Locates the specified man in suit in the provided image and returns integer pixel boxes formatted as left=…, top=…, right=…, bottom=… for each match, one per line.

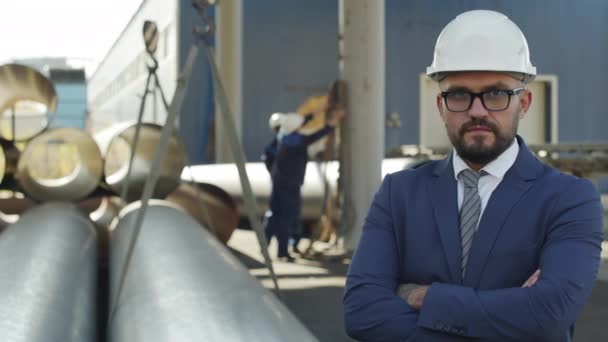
left=343, top=10, right=603, bottom=341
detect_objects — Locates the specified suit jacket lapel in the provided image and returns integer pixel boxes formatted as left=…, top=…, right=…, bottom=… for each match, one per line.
left=464, top=137, right=543, bottom=287
left=429, top=155, right=462, bottom=284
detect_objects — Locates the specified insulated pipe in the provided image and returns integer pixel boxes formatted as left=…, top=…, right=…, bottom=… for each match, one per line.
left=0, top=63, right=57, bottom=141
left=95, top=122, right=187, bottom=202
left=165, top=182, right=238, bottom=244
left=109, top=201, right=317, bottom=342
left=181, top=158, right=416, bottom=223
left=16, top=128, right=103, bottom=201
left=0, top=202, right=97, bottom=341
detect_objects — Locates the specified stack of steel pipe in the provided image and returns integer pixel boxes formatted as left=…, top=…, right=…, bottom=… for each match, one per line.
left=95, top=122, right=187, bottom=202
left=109, top=201, right=317, bottom=342
left=0, top=63, right=57, bottom=141
left=0, top=202, right=97, bottom=341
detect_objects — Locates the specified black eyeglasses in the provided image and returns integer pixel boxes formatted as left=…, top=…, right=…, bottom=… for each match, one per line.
left=441, top=87, right=525, bottom=112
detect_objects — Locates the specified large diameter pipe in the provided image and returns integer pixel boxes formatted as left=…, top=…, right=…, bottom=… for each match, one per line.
left=0, top=63, right=57, bottom=141
left=16, top=128, right=103, bottom=201
left=0, top=202, right=97, bottom=341
left=182, top=158, right=416, bottom=222
left=109, top=201, right=317, bottom=342
left=165, top=182, right=238, bottom=244
left=95, top=122, right=187, bottom=202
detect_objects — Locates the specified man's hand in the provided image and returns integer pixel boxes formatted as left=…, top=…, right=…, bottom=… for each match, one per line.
left=521, top=269, right=541, bottom=288
left=407, top=286, right=429, bottom=310
left=397, top=284, right=429, bottom=310
left=397, top=269, right=539, bottom=312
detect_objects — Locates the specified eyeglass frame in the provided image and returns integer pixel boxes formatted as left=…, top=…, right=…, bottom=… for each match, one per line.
left=440, top=87, right=526, bottom=112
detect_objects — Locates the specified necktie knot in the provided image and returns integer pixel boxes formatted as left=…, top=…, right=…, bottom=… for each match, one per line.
left=460, top=169, right=485, bottom=188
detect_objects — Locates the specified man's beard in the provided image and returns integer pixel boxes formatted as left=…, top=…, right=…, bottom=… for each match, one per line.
left=448, top=117, right=517, bottom=165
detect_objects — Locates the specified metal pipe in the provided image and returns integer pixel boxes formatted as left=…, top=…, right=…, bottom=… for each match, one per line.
left=109, top=201, right=317, bottom=342
left=182, top=158, right=417, bottom=223
left=0, top=202, right=97, bottom=341
left=16, top=127, right=103, bottom=201
left=94, top=122, right=187, bottom=202
left=165, top=182, right=238, bottom=244
left=0, top=63, right=57, bottom=141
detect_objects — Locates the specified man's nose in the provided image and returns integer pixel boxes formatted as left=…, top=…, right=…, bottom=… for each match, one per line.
left=468, top=97, right=488, bottom=118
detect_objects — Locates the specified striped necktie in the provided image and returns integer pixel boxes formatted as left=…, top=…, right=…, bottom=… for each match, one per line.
left=459, top=169, right=485, bottom=279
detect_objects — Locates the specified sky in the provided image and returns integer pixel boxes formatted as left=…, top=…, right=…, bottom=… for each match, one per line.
left=0, top=0, right=143, bottom=75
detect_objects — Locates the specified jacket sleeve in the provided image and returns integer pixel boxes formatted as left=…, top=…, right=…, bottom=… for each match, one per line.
left=281, top=125, right=333, bottom=147
left=418, top=178, right=603, bottom=340
left=343, top=174, right=420, bottom=341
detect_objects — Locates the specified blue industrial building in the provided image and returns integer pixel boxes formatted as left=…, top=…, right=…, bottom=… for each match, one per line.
left=49, top=69, right=88, bottom=129
left=87, top=0, right=608, bottom=164
left=15, top=57, right=88, bottom=130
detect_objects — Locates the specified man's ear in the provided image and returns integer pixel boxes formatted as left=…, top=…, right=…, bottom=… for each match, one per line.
left=436, top=94, right=447, bottom=122
left=518, top=89, right=533, bottom=119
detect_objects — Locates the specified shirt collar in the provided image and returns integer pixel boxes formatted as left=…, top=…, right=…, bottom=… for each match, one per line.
left=452, top=138, right=519, bottom=180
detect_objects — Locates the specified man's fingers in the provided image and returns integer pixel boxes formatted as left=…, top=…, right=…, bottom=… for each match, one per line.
left=521, top=270, right=539, bottom=287
left=522, top=269, right=541, bottom=287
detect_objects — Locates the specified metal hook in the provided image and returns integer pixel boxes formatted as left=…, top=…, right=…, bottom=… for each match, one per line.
left=191, top=0, right=215, bottom=46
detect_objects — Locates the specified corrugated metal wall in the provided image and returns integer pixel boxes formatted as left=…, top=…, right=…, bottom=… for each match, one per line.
left=386, top=0, right=608, bottom=149
left=172, top=1, right=608, bottom=162
left=240, top=0, right=339, bottom=161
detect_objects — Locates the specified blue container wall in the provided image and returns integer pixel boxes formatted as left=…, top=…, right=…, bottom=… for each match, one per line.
left=178, top=0, right=215, bottom=164
left=386, top=0, right=608, bottom=147
left=52, top=83, right=87, bottom=129
left=242, top=0, right=339, bottom=161
left=175, top=0, right=608, bottom=163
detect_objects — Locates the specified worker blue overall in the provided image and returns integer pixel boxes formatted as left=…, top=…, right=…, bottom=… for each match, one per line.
left=264, top=122, right=334, bottom=259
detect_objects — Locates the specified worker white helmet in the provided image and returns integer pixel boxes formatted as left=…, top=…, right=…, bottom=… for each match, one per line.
left=279, top=112, right=304, bottom=135
left=426, top=10, right=536, bottom=83
left=268, top=112, right=283, bottom=130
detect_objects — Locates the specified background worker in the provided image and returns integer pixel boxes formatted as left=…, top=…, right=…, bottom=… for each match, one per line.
left=261, top=111, right=311, bottom=244
left=264, top=98, right=345, bottom=262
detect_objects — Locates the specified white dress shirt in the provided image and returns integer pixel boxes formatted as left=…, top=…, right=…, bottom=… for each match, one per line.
left=452, top=138, right=519, bottom=229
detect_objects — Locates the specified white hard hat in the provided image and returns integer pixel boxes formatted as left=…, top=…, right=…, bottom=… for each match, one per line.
left=268, top=112, right=283, bottom=130
left=426, top=10, right=536, bottom=83
left=279, top=113, right=304, bottom=135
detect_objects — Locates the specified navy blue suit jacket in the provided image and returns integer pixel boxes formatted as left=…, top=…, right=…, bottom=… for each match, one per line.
left=344, top=138, right=603, bottom=341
